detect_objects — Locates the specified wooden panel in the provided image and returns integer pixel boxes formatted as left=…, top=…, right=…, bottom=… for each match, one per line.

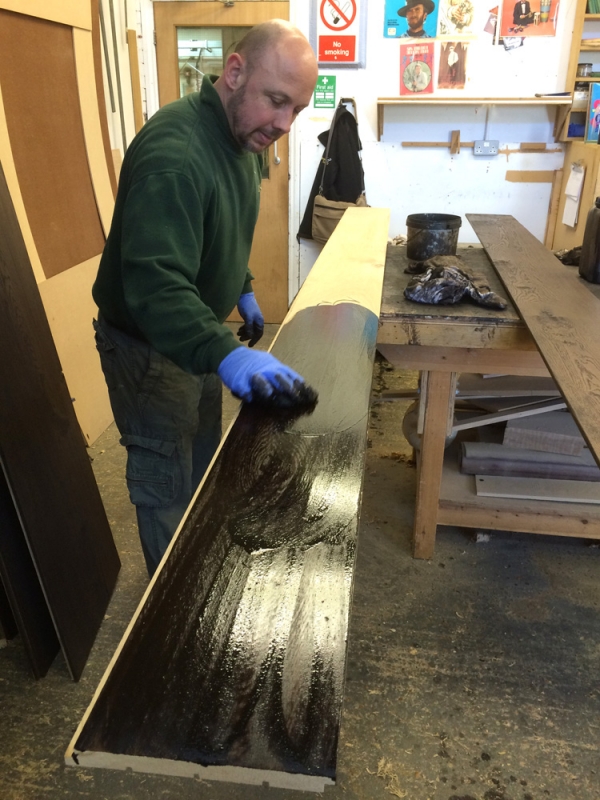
left=73, top=25, right=116, bottom=236
left=468, top=214, right=600, bottom=469
left=66, top=208, right=390, bottom=788
left=544, top=168, right=563, bottom=248
left=127, top=29, right=144, bottom=134
left=377, top=343, right=549, bottom=376
left=475, top=474, right=600, bottom=504
left=0, top=162, right=120, bottom=680
left=0, top=9, right=105, bottom=278
left=552, top=141, right=600, bottom=251
left=505, top=170, right=555, bottom=183
left=0, top=0, right=91, bottom=29
left=0, top=463, right=60, bottom=678
left=39, top=256, right=113, bottom=445
left=91, top=0, right=118, bottom=198
left=438, top=444, right=600, bottom=537
left=0, top=82, right=44, bottom=283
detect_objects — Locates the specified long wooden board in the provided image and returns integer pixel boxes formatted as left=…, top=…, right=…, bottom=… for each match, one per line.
left=475, top=474, right=600, bottom=504
left=0, top=465, right=59, bottom=678
left=66, top=207, right=390, bottom=790
left=0, top=163, right=120, bottom=679
left=468, top=214, right=600, bottom=469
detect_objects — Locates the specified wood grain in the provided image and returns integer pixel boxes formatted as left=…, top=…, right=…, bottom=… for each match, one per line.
left=69, top=304, right=378, bottom=790
left=468, top=214, right=600, bottom=469
left=67, top=207, right=390, bottom=789
left=0, top=9, right=105, bottom=278
left=0, top=162, right=120, bottom=680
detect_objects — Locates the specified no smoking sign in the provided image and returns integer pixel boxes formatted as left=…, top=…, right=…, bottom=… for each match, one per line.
left=320, top=0, right=356, bottom=31
left=316, top=0, right=362, bottom=65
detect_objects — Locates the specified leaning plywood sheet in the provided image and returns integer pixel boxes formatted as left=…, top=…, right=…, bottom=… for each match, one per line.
left=468, top=214, right=600, bottom=467
left=66, top=207, right=390, bottom=791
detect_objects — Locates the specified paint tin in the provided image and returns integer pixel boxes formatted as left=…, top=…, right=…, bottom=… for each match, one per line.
left=406, top=213, right=462, bottom=262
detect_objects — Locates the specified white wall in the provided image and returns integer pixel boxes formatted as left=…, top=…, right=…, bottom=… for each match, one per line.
left=136, top=0, right=577, bottom=297
left=292, top=0, right=577, bottom=288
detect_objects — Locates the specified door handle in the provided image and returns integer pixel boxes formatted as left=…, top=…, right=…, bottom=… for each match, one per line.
left=273, top=141, right=281, bottom=165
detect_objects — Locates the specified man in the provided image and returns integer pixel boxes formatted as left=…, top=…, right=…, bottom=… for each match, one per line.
left=512, top=0, right=535, bottom=26
left=398, top=0, right=435, bottom=38
left=447, top=43, right=459, bottom=84
left=407, top=62, right=429, bottom=92
left=92, top=20, right=318, bottom=576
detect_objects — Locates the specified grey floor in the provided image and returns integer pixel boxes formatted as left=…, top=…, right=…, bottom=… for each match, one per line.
left=1, top=325, right=600, bottom=800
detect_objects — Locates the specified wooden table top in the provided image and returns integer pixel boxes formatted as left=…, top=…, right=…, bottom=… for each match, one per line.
left=469, top=214, right=600, bottom=465
left=380, top=244, right=523, bottom=327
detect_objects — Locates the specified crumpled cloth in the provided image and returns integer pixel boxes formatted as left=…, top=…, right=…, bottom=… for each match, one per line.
left=404, top=256, right=507, bottom=309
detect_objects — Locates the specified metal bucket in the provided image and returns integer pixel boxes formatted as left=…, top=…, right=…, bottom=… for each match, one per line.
left=406, top=213, right=462, bottom=262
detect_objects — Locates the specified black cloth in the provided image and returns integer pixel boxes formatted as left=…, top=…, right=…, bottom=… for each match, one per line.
left=297, top=105, right=365, bottom=240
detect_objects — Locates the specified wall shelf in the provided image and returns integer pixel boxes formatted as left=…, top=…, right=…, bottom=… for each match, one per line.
left=376, top=97, right=573, bottom=142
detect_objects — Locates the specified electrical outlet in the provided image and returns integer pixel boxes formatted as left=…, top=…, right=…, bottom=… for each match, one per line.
left=473, top=139, right=499, bottom=156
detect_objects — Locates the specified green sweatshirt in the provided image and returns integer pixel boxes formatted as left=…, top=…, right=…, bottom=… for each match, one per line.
left=93, top=76, right=261, bottom=375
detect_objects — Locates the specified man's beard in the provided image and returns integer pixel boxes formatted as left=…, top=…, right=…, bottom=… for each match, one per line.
left=229, top=84, right=272, bottom=153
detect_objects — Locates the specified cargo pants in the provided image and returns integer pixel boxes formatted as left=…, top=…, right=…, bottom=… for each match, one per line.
left=93, top=315, right=222, bottom=576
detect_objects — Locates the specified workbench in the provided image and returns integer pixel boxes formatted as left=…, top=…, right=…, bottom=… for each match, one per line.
left=377, top=216, right=600, bottom=559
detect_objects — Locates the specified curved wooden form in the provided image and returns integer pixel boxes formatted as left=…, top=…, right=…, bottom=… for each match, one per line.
left=66, top=207, right=390, bottom=791
left=0, top=0, right=116, bottom=443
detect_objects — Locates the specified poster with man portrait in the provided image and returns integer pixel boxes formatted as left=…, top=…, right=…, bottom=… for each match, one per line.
left=384, top=0, right=439, bottom=39
left=400, top=41, right=435, bottom=95
left=438, top=41, right=468, bottom=89
left=500, top=0, right=559, bottom=37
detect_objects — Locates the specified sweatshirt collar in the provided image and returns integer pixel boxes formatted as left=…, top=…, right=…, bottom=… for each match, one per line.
left=198, top=74, right=247, bottom=157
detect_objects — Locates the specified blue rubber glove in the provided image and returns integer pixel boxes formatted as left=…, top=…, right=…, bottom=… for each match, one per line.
left=218, top=347, right=304, bottom=403
left=236, top=292, right=264, bottom=347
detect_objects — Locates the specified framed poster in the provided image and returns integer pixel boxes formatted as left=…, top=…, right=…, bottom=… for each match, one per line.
left=400, top=41, right=434, bottom=95
left=586, top=84, right=600, bottom=143
left=438, top=41, right=468, bottom=89
left=312, top=0, right=367, bottom=67
left=500, top=0, right=559, bottom=37
left=384, top=0, right=439, bottom=39
left=437, top=0, right=475, bottom=36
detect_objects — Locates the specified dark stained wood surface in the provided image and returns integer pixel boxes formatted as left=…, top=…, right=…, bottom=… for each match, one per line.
left=468, top=214, right=600, bottom=468
left=0, top=163, right=120, bottom=680
left=70, top=302, right=379, bottom=789
left=381, top=244, right=522, bottom=326
left=0, top=465, right=60, bottom=677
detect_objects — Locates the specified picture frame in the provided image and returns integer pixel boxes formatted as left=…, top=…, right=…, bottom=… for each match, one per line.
left=585, top=82, right=600, bottom=143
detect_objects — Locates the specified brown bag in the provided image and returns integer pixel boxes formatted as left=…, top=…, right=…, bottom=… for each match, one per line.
left=310, top=98, right=367, bottom=246
left=311, top=193, right=368, bottom=245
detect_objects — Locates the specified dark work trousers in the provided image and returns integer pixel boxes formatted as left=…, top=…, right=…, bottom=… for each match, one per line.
left=93, top=315, right=222, bottom=576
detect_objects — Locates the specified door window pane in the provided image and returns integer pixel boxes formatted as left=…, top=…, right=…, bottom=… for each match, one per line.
left=177, top=27, right=251, bottom=97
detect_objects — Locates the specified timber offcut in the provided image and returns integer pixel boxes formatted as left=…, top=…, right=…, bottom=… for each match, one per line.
left=66, top=207, right=390, bottom=791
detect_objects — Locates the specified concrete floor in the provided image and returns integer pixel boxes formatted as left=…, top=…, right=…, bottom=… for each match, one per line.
left=1, top=325, right=600, bottom=799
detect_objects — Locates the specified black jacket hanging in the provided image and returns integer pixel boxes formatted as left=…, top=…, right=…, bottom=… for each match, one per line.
left=297, top=102, right=365, bottom=240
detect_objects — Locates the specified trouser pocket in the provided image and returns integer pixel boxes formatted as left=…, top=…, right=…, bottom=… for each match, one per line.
left=121, top=433, right=179, bottom=509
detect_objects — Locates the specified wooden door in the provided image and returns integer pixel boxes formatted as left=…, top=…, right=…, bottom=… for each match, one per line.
left=154, top=1, right=290, bottom=323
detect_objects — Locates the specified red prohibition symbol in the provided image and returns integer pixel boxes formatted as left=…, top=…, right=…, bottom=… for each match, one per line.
left=320, top=0, right=357, bottom=31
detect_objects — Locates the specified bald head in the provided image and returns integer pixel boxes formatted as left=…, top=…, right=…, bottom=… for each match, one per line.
left=214, top=20, right=318, bottom=152
left=235, top=20, right=315, bottom=73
